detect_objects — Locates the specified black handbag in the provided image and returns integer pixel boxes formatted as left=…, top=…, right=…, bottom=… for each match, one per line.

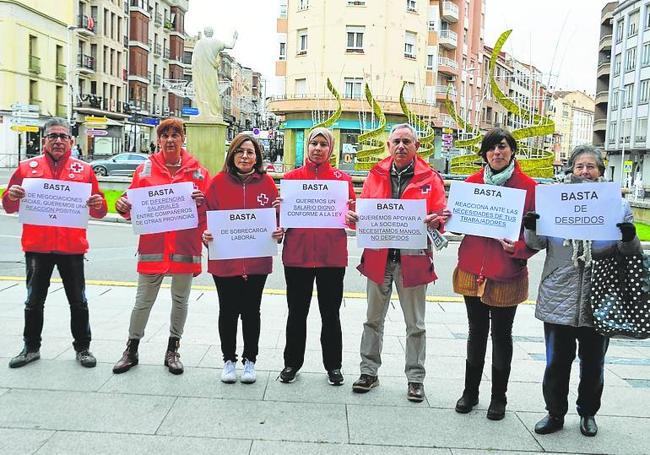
left=590, top=252, right=650, bottom=339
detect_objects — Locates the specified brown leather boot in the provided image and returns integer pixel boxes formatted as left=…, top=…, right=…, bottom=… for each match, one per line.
left=164, top=336, right=183, bottom=375
left=113, top=339, right=139, bottom=374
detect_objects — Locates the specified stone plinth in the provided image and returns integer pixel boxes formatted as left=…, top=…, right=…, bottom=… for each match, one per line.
left=185, top=120, right=227, bottom=175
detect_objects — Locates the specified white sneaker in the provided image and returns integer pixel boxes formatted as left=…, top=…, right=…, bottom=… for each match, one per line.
left=241, top=359, right=256, bottom=384
left=221, top=360, right=237, bottom=383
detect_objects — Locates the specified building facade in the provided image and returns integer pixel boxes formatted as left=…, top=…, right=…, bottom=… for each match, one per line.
left=269, top=0, right=485, bottom=168
left=549, top=90, right=595, bottom=163
left=594, top=1, right=617, bottom=148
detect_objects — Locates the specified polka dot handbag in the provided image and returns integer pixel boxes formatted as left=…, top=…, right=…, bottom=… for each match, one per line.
left=590, top=253, right=650, bottom=339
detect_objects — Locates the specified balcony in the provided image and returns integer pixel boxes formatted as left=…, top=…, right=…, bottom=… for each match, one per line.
left=77, top=54, right=96, bottom=73
left=164, top=19, right=173, bottom=31
left=441, top=1, right=459, bottom=22
left=439, top=29, right=457, bottom=49
left=597, top=60, right=611, bottom=78
left=123, top=35, right=128, bottom=48
left=129, top=98, right=151, bottom=113
left=56, top=104, right=66, bottom=117
left=123, top=0, right=128, bottom=14
left=130, top=0, right=149, bottom=15
left=436, top=85, right=457, bottom=101
left=55, top=63, right=66, bottom=81
left=595, top=90, right=609, bottom=105
left=599, top=33, right=612, bottom=51
left=593, top=118, right=606, bottom=132
left=438, top=56, right=459, bottom=75
left=153, top=74, right=161, bottom=86
left=77, top=15, right=96, bottom=35
left=28, top=55, right=41, bottom=74
left=163, top=48, right=170, bottom=60
left=155, top=12, right=162, bottom=26
left=153, top=43, right=162, bottom=57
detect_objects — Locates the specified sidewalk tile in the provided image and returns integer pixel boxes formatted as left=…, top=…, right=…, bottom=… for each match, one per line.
left=0, top=361, right=113, bottom=392
left=0, top=428, right=54, bottom=455
left=251, top=441, right=450, bottom=454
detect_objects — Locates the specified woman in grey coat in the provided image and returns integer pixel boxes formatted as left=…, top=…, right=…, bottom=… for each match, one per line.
left=523, top=145, right=641, bottom=437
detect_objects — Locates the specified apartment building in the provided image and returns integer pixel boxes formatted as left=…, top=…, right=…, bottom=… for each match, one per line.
left=549, top=91, right=595, bottom=163
left=606, top=0, right=650, bottom=186
left=0, top=0, right=73, bottom=166
left=269, top=0, right=484, bottom=167
left=594, top=2, right=617, bottom=147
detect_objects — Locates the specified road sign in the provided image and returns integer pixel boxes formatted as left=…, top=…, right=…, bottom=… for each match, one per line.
left=12, top=111, right=40, bottom=118
left=181, top=107, right=199, bottom=116
left=85, top=116, right=108, bottom=123
left=11, top=103, right=39, bottom=112
left=442, top=128, right=453, bottom=134
left=252, top=127, right=261, bottom=136
left=624, top=160, right=634, bottom=173
left=10, top=125, right=39, bottom=133
left=84, top=122, right=108, bottom=129
left=87, top=129, right=108, bottom=137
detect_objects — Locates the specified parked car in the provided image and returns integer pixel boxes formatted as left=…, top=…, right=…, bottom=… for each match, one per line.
left=90, top=153, right=148, bottom=176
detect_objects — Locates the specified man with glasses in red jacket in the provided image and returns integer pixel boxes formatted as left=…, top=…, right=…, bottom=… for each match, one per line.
left=3, top=118, right=107, bottom=369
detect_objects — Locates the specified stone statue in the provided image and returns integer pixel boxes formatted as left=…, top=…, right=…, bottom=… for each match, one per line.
left=191, top=27, right=238, bottom=122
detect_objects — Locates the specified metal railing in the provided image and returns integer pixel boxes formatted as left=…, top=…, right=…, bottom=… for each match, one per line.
left=438, top=57, right=458, bottom=70
left=442, top=1, right=459, bottom=17
left=440, top=30, right=458, bottom=42
left=56, top=63, right=66, bottom=80
left=155, top=12, right=162, bottom=26
left=77, top=54, right=96, bottom=71
left=77, top=15, right=96, bottom=33
left=29, top=55, right=41, bottom=74
left=56, top=104, right=66, bottom=117
left=154, top=43, right=162, bottom=56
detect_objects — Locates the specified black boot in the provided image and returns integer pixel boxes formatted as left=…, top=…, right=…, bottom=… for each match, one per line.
left=164, top=336, right=183, bottom=375
left=113, top=339, right=139, bottom=374
left=455, top=360, right=484, bottom=413
left=486, top=366, right=510, bottom=420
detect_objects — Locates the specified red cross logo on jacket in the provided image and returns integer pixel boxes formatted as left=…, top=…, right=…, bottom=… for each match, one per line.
left=257, top=193, right=269, bottom=206
left=70, top=162, right=84, bottom=173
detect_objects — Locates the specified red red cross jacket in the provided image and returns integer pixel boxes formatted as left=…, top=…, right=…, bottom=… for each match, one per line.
left=281, top=159, right=356, bottom=268
left=357, top=155, right=446, bottom=287
left=119, top=149, right=210, bottom=275
left=3, top=150, right=107, bottom=254
left=205, top=171, right=279, bottom=277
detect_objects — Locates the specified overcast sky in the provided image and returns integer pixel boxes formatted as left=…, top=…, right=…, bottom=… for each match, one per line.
left=185, top=0, right=611, bottom=96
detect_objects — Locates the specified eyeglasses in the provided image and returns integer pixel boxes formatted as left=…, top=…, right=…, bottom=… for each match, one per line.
left=45, top=133, right=71, bottom=141
left=573, top=164, right=599, bottom=171
left=235, top=148, right=256, bottom=156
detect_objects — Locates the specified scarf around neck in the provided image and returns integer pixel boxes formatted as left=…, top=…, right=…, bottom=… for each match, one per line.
left=483, top=159, right=515, bottom=186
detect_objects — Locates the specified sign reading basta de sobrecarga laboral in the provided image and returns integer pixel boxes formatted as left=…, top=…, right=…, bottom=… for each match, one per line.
left=279, top=179, right=348, bottom=228
left=445, top=181, right=526, bottom=241
left=207, top=208, right=278, bottom=260
left=127, top=182, right=198, bottom=235
left=536, top=182, right=622, bottom=241
left=19, top=178, right=91, bottom=228
left=356, top=198, right=427, bottom=249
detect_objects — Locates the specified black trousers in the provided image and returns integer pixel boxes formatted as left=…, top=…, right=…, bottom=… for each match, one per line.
left=283, top=266, right=345, bottom=371
left=23, top=252, right=91, bottom=352
left=464, top=296, right=517, bottom=371
left=213, top=274, right=267, bottom=363
left=542, top=322, right=609, bottom=417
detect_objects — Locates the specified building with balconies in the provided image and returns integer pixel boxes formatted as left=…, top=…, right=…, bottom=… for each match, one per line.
left=549, top=91, right=595, bottom=163
left=0, top=0, right=73, bottom=166
left=269, top=0, right=484, bottom=168
left=594, top=2, right=617, bottom=148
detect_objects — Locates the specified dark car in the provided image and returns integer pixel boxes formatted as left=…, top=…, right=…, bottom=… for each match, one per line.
left=90, top=153, right=148, bottom=176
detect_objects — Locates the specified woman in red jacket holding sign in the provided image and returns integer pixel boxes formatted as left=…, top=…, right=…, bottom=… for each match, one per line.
left=278, top=127, right=356, bottom=386
left=112, top=118, right=210, bottom=376
left=202, top=133, right=283, bottom=384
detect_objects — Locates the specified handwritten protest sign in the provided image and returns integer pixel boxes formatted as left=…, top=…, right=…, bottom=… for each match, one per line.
left=279, top=180, right=348, bottom=228
left=536, top=182, right=622, bottom=240
left=207, top=208, right=278, bottom=259
left=19, top=178, right=91, bottom=228
left=356, top=198, right=427, bottom=249
left=445, top=181, right=526, bottom=240
left=127, top=182, right=198, bottom=235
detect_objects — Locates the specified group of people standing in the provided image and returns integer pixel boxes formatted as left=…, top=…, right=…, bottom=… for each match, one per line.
left=3, top=117, right=639, bottom=439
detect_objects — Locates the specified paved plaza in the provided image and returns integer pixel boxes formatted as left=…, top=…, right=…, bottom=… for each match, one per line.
left=0, top=278, right=649, bottom=455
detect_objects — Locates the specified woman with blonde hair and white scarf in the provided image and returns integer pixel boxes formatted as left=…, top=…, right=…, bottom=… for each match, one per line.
left=524, top=144, right=641, bottom=437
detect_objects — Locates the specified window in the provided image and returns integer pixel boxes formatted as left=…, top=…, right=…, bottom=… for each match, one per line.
left=403, top=82, right=415, bottom=101
left=640, top=79, right=650, bottom=104
left=616, top=19, right=624, bottom=42
left=613, top=53, right=621, bottom=76
left=407, top=0, right=416, bottom=12
left=404, top=31, right=416, bottom=58
left=279, top=42, right=286, bottom=60
left=611, top=88, right=619, bottom=110
left=346, top=26, right=364, bottom=53
left=625, top=47, right=637, bottom=72
left=426, top=54, right=434, bottom=70
left=298, top=0, right=309, bottom=11
left=624, top=83, right=634, bottom=106
left=609, top=121, right=617, bottom=144
left=646, top=6, right=650, bottom=28
left=629, top=11, right=639, bottom=36
left=344, top=77, right=363, bottom=99
left=636, top=117, right=647, bottom=142
left=643, top=43, right=650, bottom=67
left=297, top=29, right=308, bottom=55
left=295, top=78, right=306, bottom=96
left=279, top=4, right=287, bottom=17
left=622, top=118, right=632, bottom=142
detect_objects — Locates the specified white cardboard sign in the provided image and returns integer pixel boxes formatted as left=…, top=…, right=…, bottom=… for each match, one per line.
left=19, top=178, right=91, bottom=228
left=127, top=182, right=198, bottom=235
left=279, top=179, right=348, bottom=228
left=356, top=198, right=427, bottom=249
left=445, top=181, right=526, bottom=241
left=207, top=208, right=278, bottom=259
left=536, top=182, right=622, bottom=241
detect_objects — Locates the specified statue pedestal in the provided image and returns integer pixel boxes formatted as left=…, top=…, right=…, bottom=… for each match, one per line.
left=185, top=120, right=227, bottom=175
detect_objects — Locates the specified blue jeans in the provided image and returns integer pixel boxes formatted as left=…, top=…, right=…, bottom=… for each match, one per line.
left=23, top=253, right=91, bottom=352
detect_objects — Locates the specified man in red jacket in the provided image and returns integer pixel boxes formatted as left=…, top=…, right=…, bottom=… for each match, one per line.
left=346, top=123, right=447, bottom=402
left=2, top=118, right=107, bottom=369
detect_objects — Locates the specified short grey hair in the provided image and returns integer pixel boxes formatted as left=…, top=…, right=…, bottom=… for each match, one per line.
left=565, top=144, right=605, bottom=176
left=43, top=118, right=71, bottom=134
left=389, top=123, right=418, bottom=141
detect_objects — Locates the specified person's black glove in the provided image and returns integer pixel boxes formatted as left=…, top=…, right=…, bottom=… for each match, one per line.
left=617, top=222, right=636, bottom=242
left=522, top=211, right=540, bottom=231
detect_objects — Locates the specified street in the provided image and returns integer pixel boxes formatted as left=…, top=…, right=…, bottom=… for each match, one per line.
left=0, top=213, right=546, bottom=300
